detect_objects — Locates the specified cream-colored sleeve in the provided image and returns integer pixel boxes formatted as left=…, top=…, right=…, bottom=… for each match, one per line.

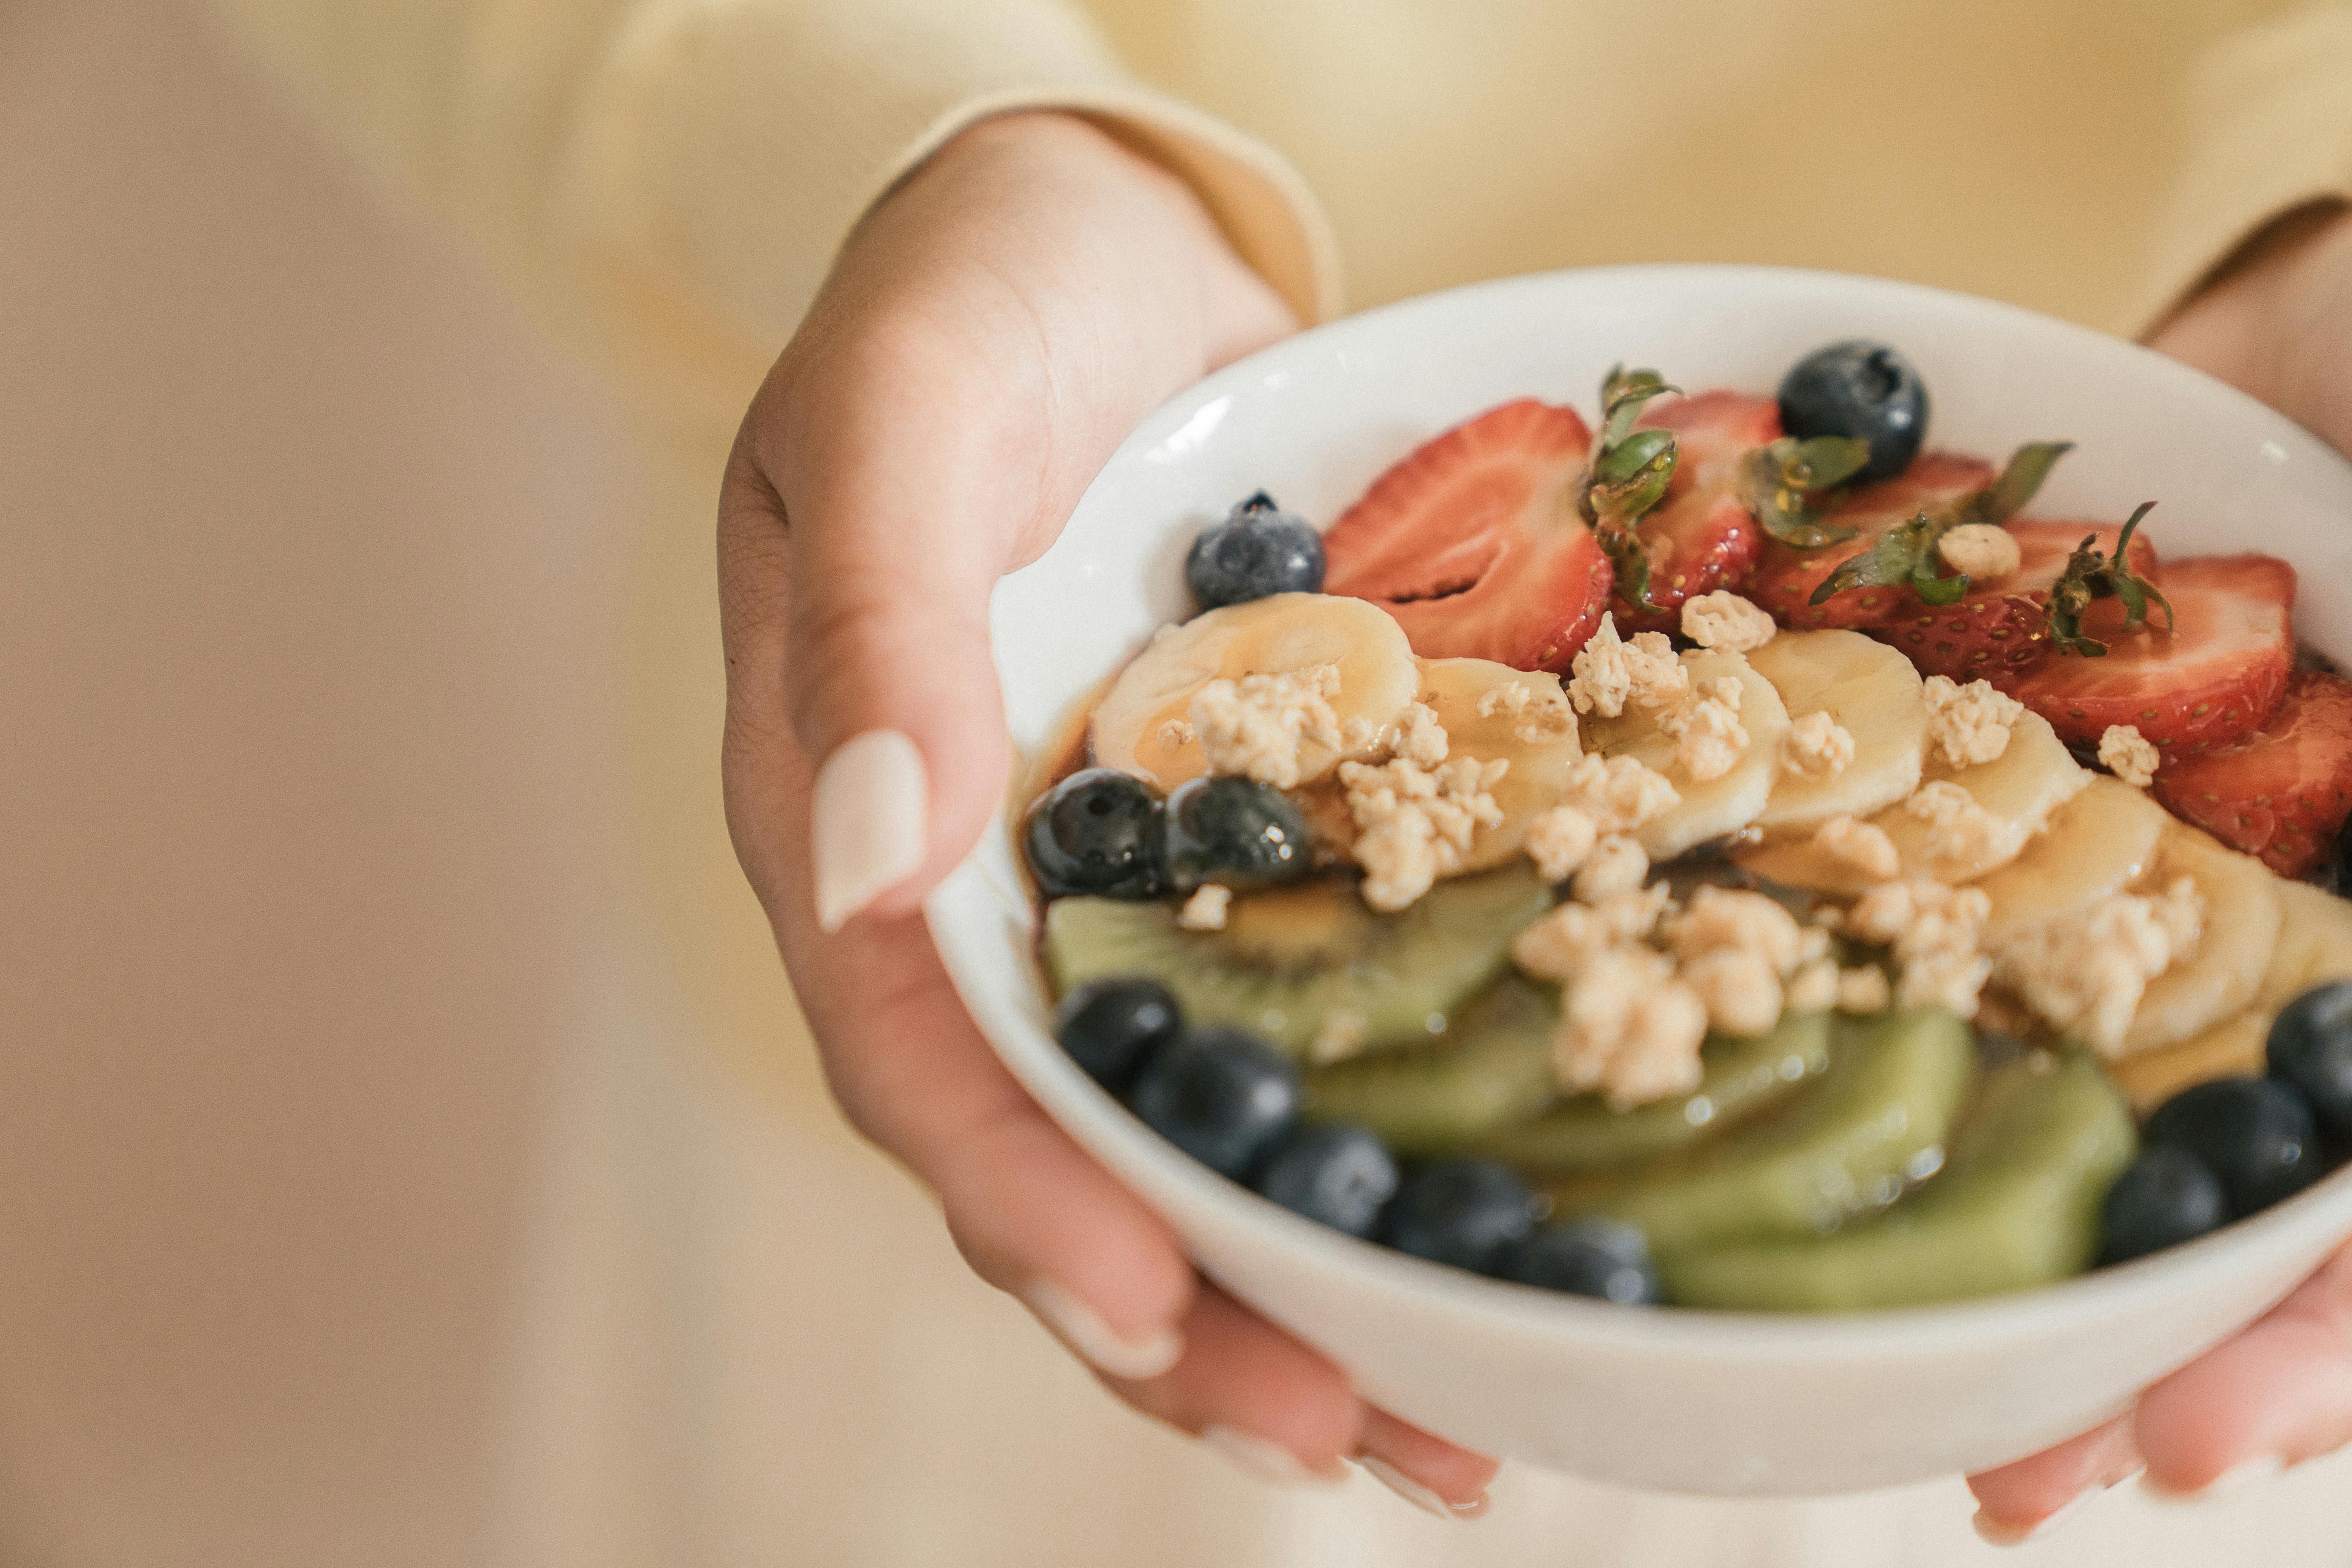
left=2130, top=3, right=2352, bottom=333
left=219, top=0, right=1338, bottom=420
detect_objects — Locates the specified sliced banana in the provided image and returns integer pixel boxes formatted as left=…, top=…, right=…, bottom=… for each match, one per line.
left=1582, top=649, right=1791, bottom=860
left=1091, top=593, right=1418, bottom=790
left=2120, top=824, right=2281, bottom=1056
left=2107, top=1013, right=2268, bottom=1112
left=1975, top=777, right=2169, bottom=945
left=1736, top=706, right=2086, bottom=893
left=1413, top=658, right=1582, bottom=871
left=1746, top=630, right=1926, bottom=836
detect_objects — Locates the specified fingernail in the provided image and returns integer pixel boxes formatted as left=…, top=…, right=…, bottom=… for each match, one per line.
left=1970, top=1480, right=2107, bottom=1548
left=812, top=729, right=928, bottom=932
left=1201, top=1425, right=1348, bottom=1488
left=2143, top=1452, right=2285, bottom=1504
left=1019, top=1278, right=1183, bottom=1381
left=1356, top=1454, right=1490, bottom=1521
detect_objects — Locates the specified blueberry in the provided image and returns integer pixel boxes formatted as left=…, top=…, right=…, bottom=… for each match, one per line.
left=1186, top=492, right=1325, bottom=610
left=1503, top=1218, right=1662, bottom=1304
left=2144, top=1077, right=2323, bottom=1218
left=1379, top=1158, right=1539, bottom=1274
left=1053, top=977, right=1182, bottom=1093
left=1777, top=340, right=1928, bottom=486
left=1024, top=768, right=1168, bottom=898
left=1253, top=1122, right=1400, bottom=1237
left=2268, top=981, right=2352, bottom=1144
left=1125, top=1026, right=1300, bottom=1180
left=1163, top=775, right=1313, bottom=893
left=2098, top=1146, right=2231, bottom=1265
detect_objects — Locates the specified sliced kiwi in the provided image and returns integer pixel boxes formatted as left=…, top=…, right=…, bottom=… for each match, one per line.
left=1542, top=1008, right=1979, bottom=1256
left=1472, top=1009, right=1833, bottom=1174
left=1664, top=1052, right=2136, bottom=1311
left=1042, top=864, right=1553, bottom=1059
left=1301, top=977, right=1560, bottom=1154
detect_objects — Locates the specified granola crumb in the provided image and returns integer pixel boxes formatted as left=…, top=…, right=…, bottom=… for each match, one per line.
left=1658, top=682, right=1750, bottom=781
left=1308, top=1008, right=1368, bottom=1066
left=1785, top=957, right=1839, bottom=1013
left=1836, top=965, right=1892, bottom=1013
left=1476, top=679, right=1578, bottom=745
left=1339, top=752, right=1508, bottom=912
left=2098, top=724, right=2160, bottom=789
left=1681, top=591, right=1779, bottom=653
left=1846, top=878, right=1993, bottom=1018
left=1525, top=804, right=1600, bottom=883
left=1681, top=947, right=1785, bottom=1036
left=1158, top=717, right=1197, bottom=749
left=1666, top=884, right=1804, bottom=973
left=1550, top=944, right=1709, bottom=1109
left=1510, top=885, right=1673, bottom=981
left=1815, top=814, right=1902, bottom=882
left=1572, top=835, right=1651, bottom=903
left=1558, top=751, right=1681, bottom=835
left=1176, top=883, right=1232, bottom=932
left=1920, top=674, right=2024, bottom=768
left=1190, top=663, right=1344, bottom=788
left=1937, top=523, right=2022, bottom=580
left=1782, top=710, right=1855, bottom=778
left=1993, top=876, right=2205, bottom=1055
left=1904, top=780, right=2004, bottom=866
left=1570, top=613, right=1690, bottom=717
left=1388, top=700, right=1450, bottom=768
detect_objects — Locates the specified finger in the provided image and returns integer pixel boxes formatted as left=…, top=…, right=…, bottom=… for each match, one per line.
left=1354, top=1406, right=1500, bottom=1520
left=1099, top=1284, right=1361, bottom=1484
left=2134, top=1241, right=2352, bottom=1495
left=1966, top=1416, right=2140, bottom=1545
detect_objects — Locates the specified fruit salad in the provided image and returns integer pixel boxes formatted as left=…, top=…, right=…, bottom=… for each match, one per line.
left=1023, top=341, right=2352, bottom=1313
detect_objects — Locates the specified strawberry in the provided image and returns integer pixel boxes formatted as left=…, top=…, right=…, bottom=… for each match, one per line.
left=1321, top=399, right=1612, bottom=673
left=1608, top=391, right=1783, bottom=635
left=1872, top=519, right=2163, bottom=681
left=1746, top=452, right=1998, bottom=627
left=2154, top=670, right=2352, bottom=877
left=2002, top=553, right=2295, bottom=751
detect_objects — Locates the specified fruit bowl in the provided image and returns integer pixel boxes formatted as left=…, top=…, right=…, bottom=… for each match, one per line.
left=925, top=265, right=2352, bottom=1495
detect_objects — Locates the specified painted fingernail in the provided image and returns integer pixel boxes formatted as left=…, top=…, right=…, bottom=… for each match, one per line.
left=1020, top=1279, right=1183, bottom=1381
left=2143, top=1452, right=2285, bottom=1504
left=1356, top=1453, right=1490, bottom=1521
left=812, top=729, right=928, bottom=932
left=1201, top=1426, right=1348, bottom=1488
left=1969, top=1481, right=2106, bottom=1548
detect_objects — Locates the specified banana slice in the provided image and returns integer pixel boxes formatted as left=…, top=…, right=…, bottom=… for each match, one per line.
left=1975, top=777, right=2169, bottom=945
left=1746, top=630, right=1926, bottom=836
left=1091, top=593, right=1418, bottom=790
left=2120, top=824, right=2281, bottom=1055
left=1737, top=706, right=2086, bottom=892
left=1413, top=658, right=1582, bottom=871
left=2108, top=877, right=2352, bottom=1107
left=1582, top=649, right=1791, bottom=860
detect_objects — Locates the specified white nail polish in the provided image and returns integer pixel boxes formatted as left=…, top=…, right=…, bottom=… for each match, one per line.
left=2143, top=1452, right=2285, bottom=1504
left=1201, top=1426, right=1347, bottom=1488
left=811, top=729, right=928, bottom=932
left=1020, top=1279, right=1183, bottom=1381
left=1970, top=1481, right=2105, bottom=1548
left=1357, top=1454, right=1488, bottom=1521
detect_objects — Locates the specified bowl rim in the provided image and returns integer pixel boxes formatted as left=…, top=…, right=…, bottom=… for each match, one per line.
left=932, top=260, right=2352, bottom=1362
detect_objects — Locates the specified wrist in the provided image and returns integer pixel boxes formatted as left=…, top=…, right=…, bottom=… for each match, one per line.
left=2149, top=202, right=2352, bottom=422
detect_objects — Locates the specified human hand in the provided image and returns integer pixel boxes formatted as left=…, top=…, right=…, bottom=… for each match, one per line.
left=1968, top=205, right=2352, bottom=1544
left=718, top=111, right=1497, bottom=1515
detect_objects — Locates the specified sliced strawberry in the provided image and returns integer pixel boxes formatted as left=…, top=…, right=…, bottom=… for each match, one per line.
left=1608, top=391, right=1782, bottom=635
left=1871, top=520, right=2162, bottom=682
left=2154, top=670, right=2352, bottom=877
left=1746, top=452, right=1995, bottom=629
left=1322, top=399, right=1611, bottom=672
left=2002, top=554, right=2295, bottom=751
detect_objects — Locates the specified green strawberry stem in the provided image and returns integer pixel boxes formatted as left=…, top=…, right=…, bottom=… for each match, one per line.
left=2047, top=501, right=2172, bottom=657
left=1806, top=440, right=2072, bottom=608
left=1741, top=436, right=1871, bottom=548
left=1585, top=366, right=1682, bottom=611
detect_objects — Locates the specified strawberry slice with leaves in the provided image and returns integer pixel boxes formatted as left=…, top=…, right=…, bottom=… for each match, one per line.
left=2154, top=670, right=2352, bottom=877
left=1606, top=391, right=1787, bottom=634
left=1746, top=451, right=2001, bottom=627
left=1320, top=398, right=1611, bottom=672
left=1874, top=517, right=2165, bottom=682
left=2004, top=551, right=2294, bottom=751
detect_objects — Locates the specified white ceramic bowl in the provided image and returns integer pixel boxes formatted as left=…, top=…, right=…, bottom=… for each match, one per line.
left=926, top=264, right=2352, bottom=1496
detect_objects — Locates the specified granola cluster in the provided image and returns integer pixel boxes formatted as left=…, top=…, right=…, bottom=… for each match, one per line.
left=1782, top=710, right=1856, bottom=778
left=1921, top=674, right=2024, bottom=768
left=1844, top=878, right=1995, bottom=1017
left=1993, top=878, right=2205, bottom=1055
left=1680, top=591, right=1779, bottom=653
left=2098, top=724, right=2160, bottom=789
left=1189, top=663, right=1344, bottom=788
left=1569, top=614, right=1689, bottom=718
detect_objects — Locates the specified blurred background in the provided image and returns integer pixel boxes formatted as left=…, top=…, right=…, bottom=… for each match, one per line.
left=5, top=2, right=2350, bottom=1564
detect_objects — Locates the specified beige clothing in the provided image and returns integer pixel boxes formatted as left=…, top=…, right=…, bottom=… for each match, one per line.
left=9, top=0, right=2352, bottom=1561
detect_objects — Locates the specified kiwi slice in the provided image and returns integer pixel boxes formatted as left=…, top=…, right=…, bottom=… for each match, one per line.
left=1664, top=1052, right=2136, bottom=1311
left=1301, top=977, right=1559, bottom=1154
left=1042, top=864, right=1553, bottom=1059
left=1473, top=1010, right=1833, bottom=1174
left=1542, top=1008, right=1978, bottom=1256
